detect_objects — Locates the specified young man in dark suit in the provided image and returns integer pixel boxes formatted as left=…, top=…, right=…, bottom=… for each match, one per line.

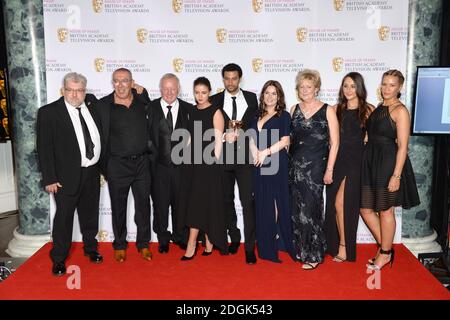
left=210, top=63, right=258, bottom=264
left=37, top=72, right=103, bottom=276
left=148, top=73, right=193, bottom=253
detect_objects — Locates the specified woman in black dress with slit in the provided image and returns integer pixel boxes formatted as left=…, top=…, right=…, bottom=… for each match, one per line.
left=325, top=72, right=374, bottom=262
left=361, top=70, right=420, bottom=270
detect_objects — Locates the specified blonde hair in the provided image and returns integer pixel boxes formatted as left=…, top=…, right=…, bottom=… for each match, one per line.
left=295, top=69, right=321, bottom=99
left=382, top=69, right=405, bottom=98
left=382, top=69, right=405, bottom=86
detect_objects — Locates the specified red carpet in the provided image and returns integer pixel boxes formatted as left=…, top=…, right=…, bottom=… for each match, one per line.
left=0, top=243, right=448, bottom=300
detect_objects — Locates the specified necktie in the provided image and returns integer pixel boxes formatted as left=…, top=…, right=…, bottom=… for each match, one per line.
left=166, top=105, right=173, bottom=132
left=76, top=107, right=94, bottom=160
left=231, top=96, right=237, bottom=120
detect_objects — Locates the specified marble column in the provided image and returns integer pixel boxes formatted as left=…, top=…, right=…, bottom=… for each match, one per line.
left=3, top=0, right=51, bottom=257
left=401, top=0, right=443, bottom=256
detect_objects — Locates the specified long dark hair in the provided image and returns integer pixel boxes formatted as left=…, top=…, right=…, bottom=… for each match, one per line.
left=336, top=72, right=371, bottom=128
left=258, top=80, right=286, bottom=118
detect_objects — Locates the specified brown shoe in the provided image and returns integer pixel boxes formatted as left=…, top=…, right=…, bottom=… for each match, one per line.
left=139, top=248, right=153, bottom=261
left=114, top=249, right=126, bottom=262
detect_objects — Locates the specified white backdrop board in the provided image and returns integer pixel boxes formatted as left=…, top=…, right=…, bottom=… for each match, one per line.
left=44, top=0, right=409, bottom=244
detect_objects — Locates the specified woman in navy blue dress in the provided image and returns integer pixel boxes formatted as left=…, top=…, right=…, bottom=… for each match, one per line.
left=250, top=80, right=295, bottom=263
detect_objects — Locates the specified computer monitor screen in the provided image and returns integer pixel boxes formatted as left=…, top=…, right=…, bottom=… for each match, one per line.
left=412, top=66, right=450, bottom=135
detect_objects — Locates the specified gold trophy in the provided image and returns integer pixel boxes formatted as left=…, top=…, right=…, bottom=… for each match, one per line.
left=228, top=120, right=243, bottom=131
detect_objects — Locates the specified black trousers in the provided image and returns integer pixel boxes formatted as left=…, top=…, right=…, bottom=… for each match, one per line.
left=107, top=155, right=151, bottom=250
left=151, top=164, right=188, bottom=245
left=51, top=165, right=100, bottom=263
left=222, top=164, right=256, bottom=252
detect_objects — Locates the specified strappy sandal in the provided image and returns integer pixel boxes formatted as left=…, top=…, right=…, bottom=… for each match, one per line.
left=332, top=255, right=347, bottom=262
left=302, top=262, right=319, bottom=270
left=333, top=243, right=347, bottom=262
left=367, top=248, right=395, bottom=270
left=368, top=242, right=381, bottom=264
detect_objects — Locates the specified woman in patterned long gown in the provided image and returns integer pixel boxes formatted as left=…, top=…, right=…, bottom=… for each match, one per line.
left=289, top=69, right=339, bottom=270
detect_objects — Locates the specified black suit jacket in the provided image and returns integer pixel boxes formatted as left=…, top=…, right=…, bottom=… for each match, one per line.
left=147, top=98, right=193, bottom=173
left=36, top=94, right=100, bottom=195
left=95, top=90, right=152, bottom=176
left=210, top=89, right=258, bottom=165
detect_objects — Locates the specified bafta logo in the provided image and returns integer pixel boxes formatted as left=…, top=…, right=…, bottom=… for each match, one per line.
left=172, top=0, right=183, bottom=13
left=97, top=230, right=109, bottom=242
left=216, top=28, right=228, bottom=43
left=252, top=0, right=263, bottom=13
left=332, top=57, right=343, bottom=72
left=136, top=28, right=148, bottom=43
left=57, top=27, right=69, bottom=43
left=296, top=27, right=308, bottom=42
left=333, top=0, right=344, bottom=11
left=252, top=58, right=263, bottom=73
left=216, top=88, right=225, bottom=94
left=92, top=0, right=103, bottom=13
left=378, top=26, right=390, bottom=41
left=94, top=58, right=105, bottom=72
left=173, top=58, right=184, bottom=73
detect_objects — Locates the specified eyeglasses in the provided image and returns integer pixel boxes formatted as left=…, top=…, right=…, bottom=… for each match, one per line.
left=112, top=79, right=132, bottom=85
left=64, top=88, right=86, bottom=94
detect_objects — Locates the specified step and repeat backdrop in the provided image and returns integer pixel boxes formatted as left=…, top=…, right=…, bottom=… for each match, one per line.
left=43, top=0, right=409, bottom=243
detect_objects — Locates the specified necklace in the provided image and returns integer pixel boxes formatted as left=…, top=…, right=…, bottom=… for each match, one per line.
left=301, top=103, right=316, bottom=116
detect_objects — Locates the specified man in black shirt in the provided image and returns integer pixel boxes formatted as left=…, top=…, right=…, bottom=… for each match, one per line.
left=96, top=68, right=152, bottom=262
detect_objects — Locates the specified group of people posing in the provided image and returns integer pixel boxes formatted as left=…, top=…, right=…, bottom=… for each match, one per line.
left=36, top=63, right=419, bottom=276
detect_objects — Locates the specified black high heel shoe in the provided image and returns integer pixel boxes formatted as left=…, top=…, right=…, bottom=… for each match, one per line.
left=201, top=249, right=213, bottom=256
left=367, top=248, right=395, bottom=270
left=181, top=244, right=197, bottom=261
left=201, top=243, right=214, bottom=256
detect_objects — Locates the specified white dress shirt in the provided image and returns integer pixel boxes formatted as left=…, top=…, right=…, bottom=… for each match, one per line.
left=160, top=98, right=179, bottom=128
left=223, top=89, right=248, bottom=120
left=65, top=101, right=101, bottom=167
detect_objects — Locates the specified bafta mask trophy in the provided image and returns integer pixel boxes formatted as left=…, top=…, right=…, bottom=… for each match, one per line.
left=228, top=119, right=243, bottom=131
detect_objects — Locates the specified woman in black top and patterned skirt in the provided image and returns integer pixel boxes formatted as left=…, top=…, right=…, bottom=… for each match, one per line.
left=361, top=70, right=420, bottom=271
left=325, top=72, right=374, bottom=263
